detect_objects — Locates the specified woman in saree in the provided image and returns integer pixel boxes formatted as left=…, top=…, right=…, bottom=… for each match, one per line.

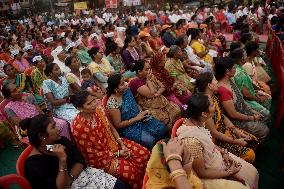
left=165, top=45, right=195, bottom=93
left=21, top=114, right=129, bottom=189
left=107, top=74, right=167, bottom=150
left=3, top=64, right=32, bottom=94
left=230, top=48, right=271, bottom=117
left=31, top=55, right=48, bottom=109
left=71, top=90, right=150, bottom=189
left=10, top=49, right=31, bottom=73
left=128, top=60, right=181, bottom=129
left=243, top=41, right=271, bottom=95
left=177, top=93, right=258, bottom=189
left=195, top=72, right=258, bottom=163
left=150, top=48, right=191, bottom=110
left=88, top=47, right=115, bottom=89
left=2, top=83, right=70, bottom=140
left=0, top=110, right=20, bottom=147
left=65, top=56, right=82, bottom=94
left=42, top=63, right=79, bottom=123
left=188, top=28, right=214, bottom=65
left=215, top=57, right=269, bottom=144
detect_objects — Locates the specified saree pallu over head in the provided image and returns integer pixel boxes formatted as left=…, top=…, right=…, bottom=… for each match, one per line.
left=146, top=140, right=204, bottom=189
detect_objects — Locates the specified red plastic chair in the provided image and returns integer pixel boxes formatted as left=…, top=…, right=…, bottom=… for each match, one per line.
left=0, top=174, right=32, bottom=189
left=16, top=145, right=33, bottom=177
left=142, top=173, right=149, bottom=189
left=275, top=66, right=284, bottom=128
left=171, top=118, right=185, bottom=138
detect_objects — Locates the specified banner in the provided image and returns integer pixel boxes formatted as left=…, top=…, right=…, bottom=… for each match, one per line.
left=123, top=0, right=141, bottom=6
left=74, top=1, right=87, bottom=10
left=105, top=0, right=117, bottom=8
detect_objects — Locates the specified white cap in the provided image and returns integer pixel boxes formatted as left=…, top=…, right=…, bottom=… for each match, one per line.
left=23, top=45, right=33, bottom=52
left=32, top=55, right=43, bottom=63
left=89, top=33, right=99, bottom=40
left=65, top=42, right=76, bottom=52
left=105, top=32, right=114, bottom=38
left=43, top=37, right=53, bottom=43
left=51, top=46, right=63, bottom=57
left=10, top=49, right=19, bottom=58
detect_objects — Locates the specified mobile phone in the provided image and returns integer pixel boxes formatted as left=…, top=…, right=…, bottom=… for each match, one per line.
left=46, top=145, right=54, bottom=151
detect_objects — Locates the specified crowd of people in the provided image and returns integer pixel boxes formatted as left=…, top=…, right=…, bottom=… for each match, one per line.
left=0, top=1, right=283, bottom=189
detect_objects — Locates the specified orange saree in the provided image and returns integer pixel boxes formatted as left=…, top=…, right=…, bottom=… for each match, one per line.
left=71, top=106, right=150, bottom=188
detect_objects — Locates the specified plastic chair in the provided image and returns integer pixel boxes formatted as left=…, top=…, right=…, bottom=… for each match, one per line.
left=171, top=118, right=185, bottom=138
left=0, top=174, right=32, bottom=189
left=142, top=173, right=149, bottom=189
left=16, top=145, right=33, bottom=177
left=275, top=66, right=284, bottom=128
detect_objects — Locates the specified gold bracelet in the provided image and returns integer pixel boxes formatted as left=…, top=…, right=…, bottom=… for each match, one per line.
left=117, top=150, right=120, bottom=157
left=59, top=168, right=67, bottom=172
left=116, top=137, right=122, bottom=141
left=171, top=173, right=187, bottom=182
left=128, top=119, right=132, bottom=124
left=169, top=169, right=186, bottom=182
left=166, top=154, right=182, bottom=163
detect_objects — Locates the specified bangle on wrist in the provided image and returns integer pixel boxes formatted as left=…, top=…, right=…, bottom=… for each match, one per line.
left=59, top=168, right=67, bottom=172
left=128, top=119, right=132, bottom=124
left=70, top=174, right=76, bottom=181
left=166, top=154, right=182, bottom=164
left=170, top=169, right=187, bottom=182
left=116, top=137, right=122, bottom=141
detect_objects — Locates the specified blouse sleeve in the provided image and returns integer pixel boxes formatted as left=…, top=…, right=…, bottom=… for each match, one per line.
left=107, top=97, right=121, bottom=110
left=42, top=80, right=52, bottom=94
left=218, top=87, right=233, bottom=102
left=121, top=49, right=133, bottom=69
left=181, top=137, right=204, bottom=159
left=242, top=63, right=254, bottom=77
left=66, top=75, right=76, bottom=84
left=128, top=78, right=145, bottom=97
left=191, top=42, right=204, bottom=54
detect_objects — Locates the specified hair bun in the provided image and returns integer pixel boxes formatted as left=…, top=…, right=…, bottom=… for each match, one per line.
left=19, top=117, right=32, bottom=137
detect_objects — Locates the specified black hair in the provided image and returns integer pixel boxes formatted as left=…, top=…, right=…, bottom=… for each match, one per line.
left=230, top=41, right=242, bottom=52
left=229, top=48, right=245, bottom=61
left=3, top=64, right=13, bottom=74
left=81, top=68, right=92, bottom=76
left=88, top=47, right=100, bottom=59
left=271, top=16, right=279, bottom=25
left=105, top=42, right=118, bottom=56
left=187, top=28, right=200, bottom=40
left=195, top=72, right=214, bottom=93
left=130, top=59, right=145, bottom=73
left=106, top=73, right=122, bottom=97
left=240, top=33, right=252, bottom=44
left=214, top=57, right=236, bottom=80
left=122, top=35, right=134, bottom=51
left=2, top=83, right=11, bottom=98
left=45, top=63, right=57, bottom=77
left=245, top=41, right=259, bottom=57
left=186, top=93, right=210, bottom=121
left=64, top=56, right=73, bottom=67
left=19, top=114, right=53, bottom=148
left=175, top=35, right=187, bottom=47
left=70, top=90, right=89, bottom=109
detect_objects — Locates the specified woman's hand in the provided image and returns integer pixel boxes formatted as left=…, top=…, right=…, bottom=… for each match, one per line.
left=234, top=138, right=248, bottom=147
left=119, top=145, right=131, bottom=158
left=252, top=113, right=262, bottom=121
left=53, top=144, right=67, bottom=161
left=228, top=161, right=242, bottom=175
left=135, top=110, right=149, bottom=121
left=162, top=138, right=184, bottom=160
left=146, top=69, right=154, bottom=81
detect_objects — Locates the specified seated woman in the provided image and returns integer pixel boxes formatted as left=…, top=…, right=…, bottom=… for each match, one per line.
left=230, top=48, right=271, bottom=117
left=177, top=93, right=258, bottom=189
left=151, top=48, right=191, bottom=110
left=3, top=64, right=33, bottom=94
left=31, top=55, right=48, bottom=109
left=2, top=83, right=70, bottom=140
left=88, top=47, right=115, bottom=89
left=195, top=72, right=258, bottom=163
left=65, top=56, right=82, bottom=94
left=22, top=114, right=129, bottom=189
left=107, top=74, right=167, bottom=149
left=165, top=45, right=195, bottom=93
left=128, top=60, right=181, bottom=129
left=42, top=63, right=79, bottom=123
left=71, top=91, right=150, bottom=188
left=121, top=36, right=141, bottom=70
left=243, top=41, right=271, bottom=95
left=10, top=49, right=30, bottom=73
left=188, top=28, right=214, bottom=65
left=215, top=57, right=269, bottom=144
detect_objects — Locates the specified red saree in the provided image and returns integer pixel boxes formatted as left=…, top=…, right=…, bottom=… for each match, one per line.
left=71, top=106, right=150, bottom=188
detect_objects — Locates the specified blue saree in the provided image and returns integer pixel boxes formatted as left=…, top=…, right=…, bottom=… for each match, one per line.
left=118, top=89, right=167, bottom=149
